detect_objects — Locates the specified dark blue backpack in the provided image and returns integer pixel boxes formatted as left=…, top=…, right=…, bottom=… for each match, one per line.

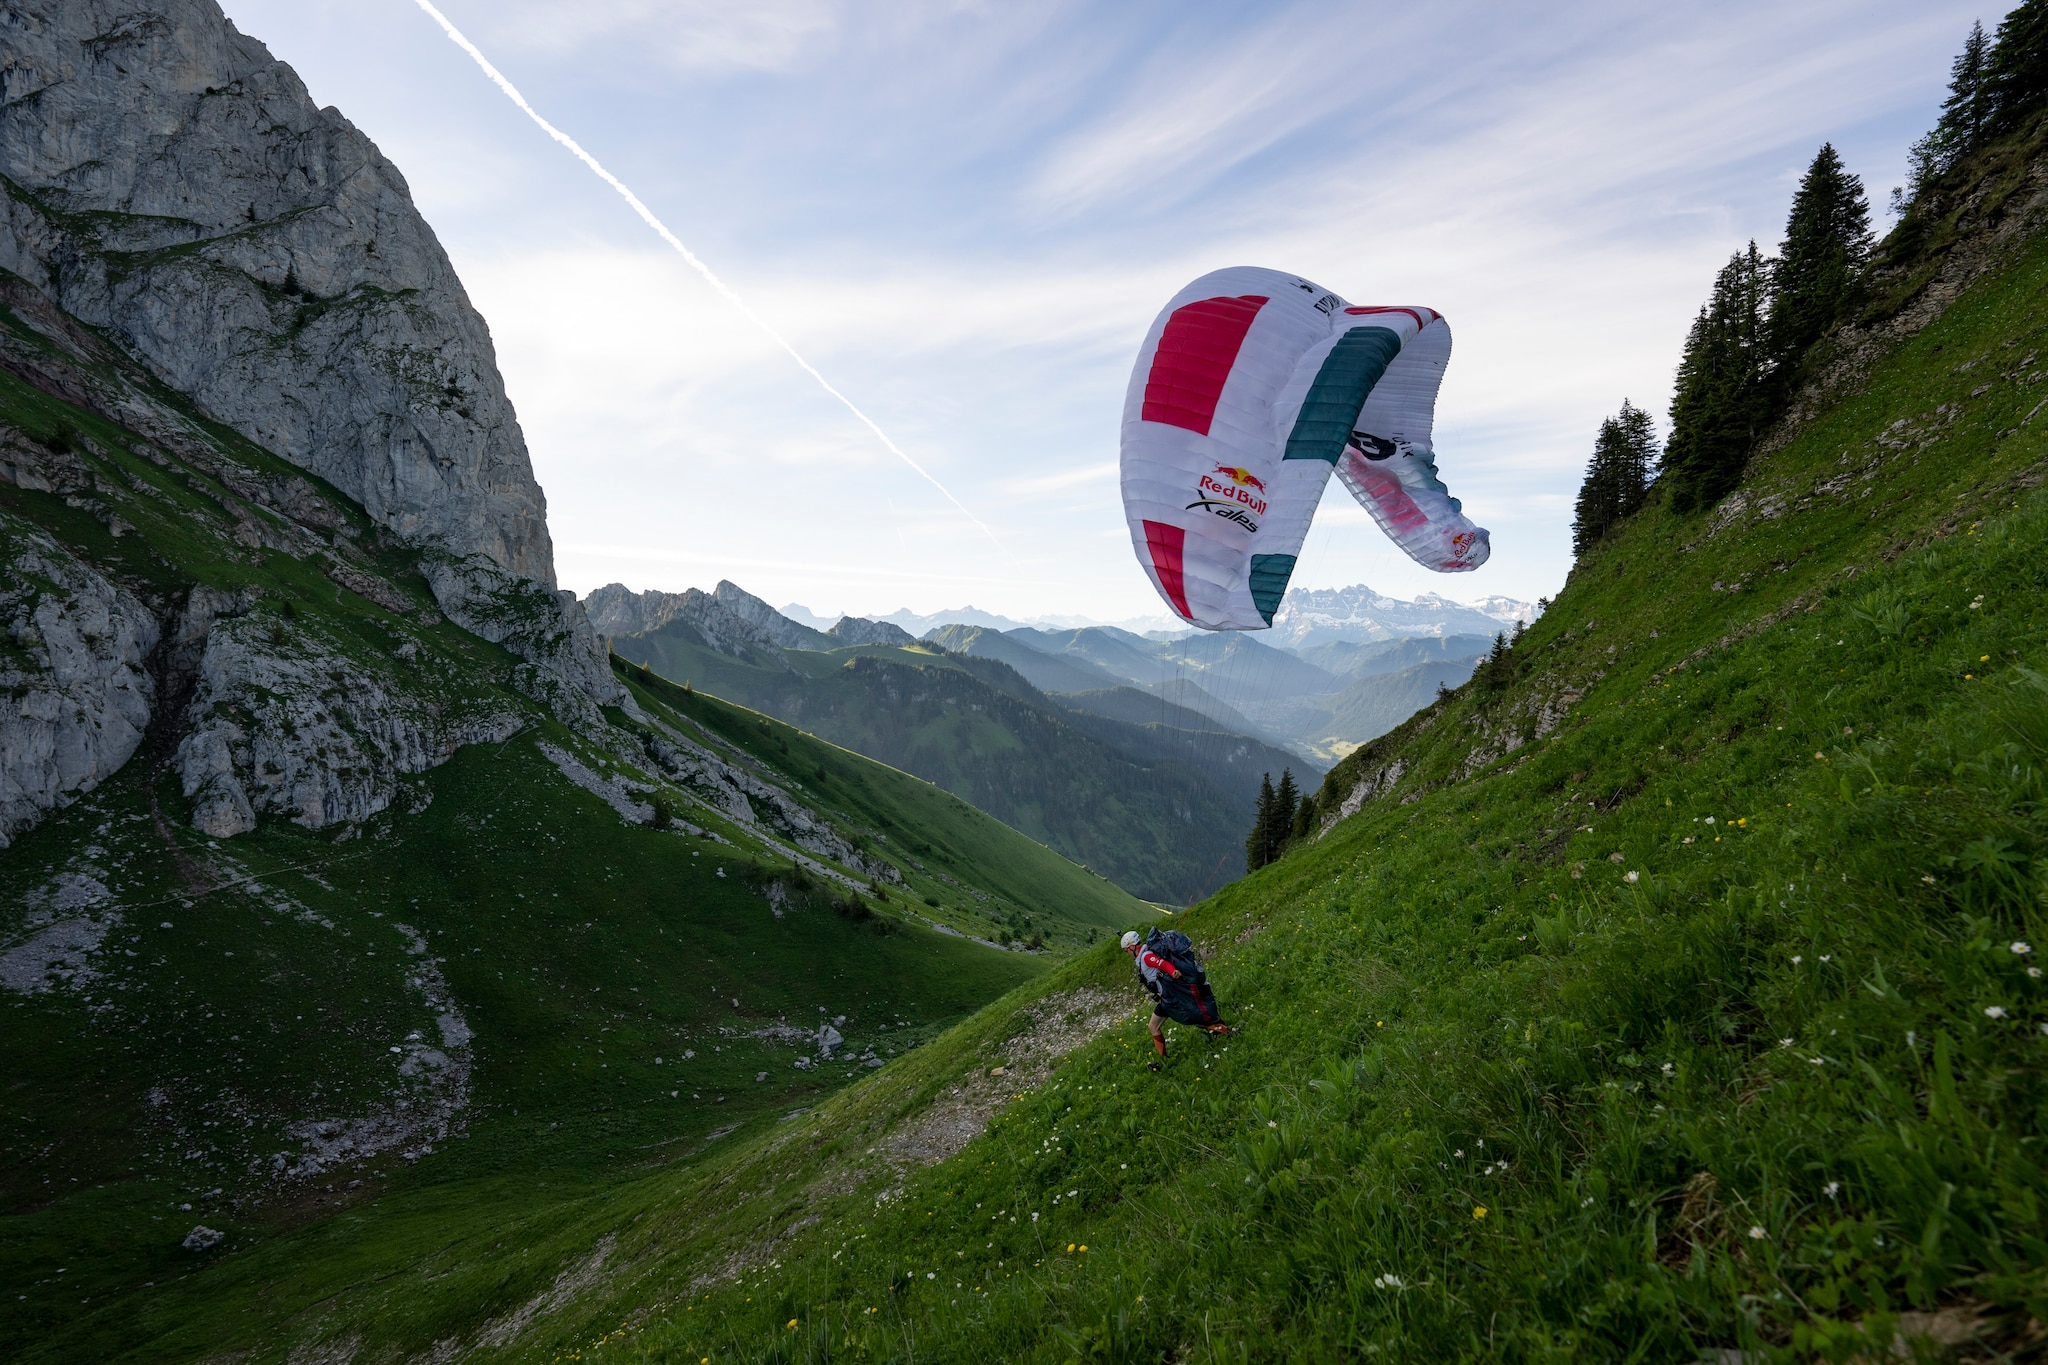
left=1144, top=927, right=1203, bottom=981
left=1144, top=928, right=1219, bottom=1026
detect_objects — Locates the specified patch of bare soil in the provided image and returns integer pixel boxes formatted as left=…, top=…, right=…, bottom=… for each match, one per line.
left=470, top=1234, right=618, bottom=1350
left=684, top=985, right=1136, bottom=1295
left=877, top=985, right=1130, bottom=1170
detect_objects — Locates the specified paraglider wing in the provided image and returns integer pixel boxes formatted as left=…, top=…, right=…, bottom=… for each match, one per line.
left=1121, top=272, right=1489, bottom=630
left=1331, top=313, right=1489, bottom=572
left=1120, top=267, right=1345, bottom=630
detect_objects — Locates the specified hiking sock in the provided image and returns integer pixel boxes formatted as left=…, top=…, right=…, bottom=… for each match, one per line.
left=1151, top=1033, right=1166, bottom=1059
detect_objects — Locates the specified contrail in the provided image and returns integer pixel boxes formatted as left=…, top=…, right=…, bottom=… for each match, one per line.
left=410, top=0, right=999, bottom=547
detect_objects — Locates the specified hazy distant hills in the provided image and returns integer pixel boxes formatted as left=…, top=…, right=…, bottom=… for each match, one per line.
left=931, top=616, right=1496, bottom=762
left=599, top=591, right=1316, bottom=902
left=608, top=583, right=1526, bottom=776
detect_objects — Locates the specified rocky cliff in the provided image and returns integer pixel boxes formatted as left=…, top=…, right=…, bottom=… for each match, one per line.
left=0, top=0, right=625, bottom=846
left=0, top=0, right=554, bottom=582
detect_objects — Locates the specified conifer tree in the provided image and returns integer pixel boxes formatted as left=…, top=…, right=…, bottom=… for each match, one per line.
left=1570, top=400, right=1657, bottom=556
left=1291, top=790, right=1318, bottom=843
left=1947, top=22, right=1995, bottom=145
left=1270, top=769, right=1299, bottom=857
left=1985, top=0, right=2048, bottom=137
left=1663, top=243, right=1770, bottom=512
left=1904, top=20, right=1992, bottom=202
left=1769, top=145, right=1872, bottom=375
left=1246, top=772, right=1276, bottom=872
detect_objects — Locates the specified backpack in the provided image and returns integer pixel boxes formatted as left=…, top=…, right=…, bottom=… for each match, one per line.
left=1143, top=926, right=1219, bottom=1026
left=1144, top=927, right=1204, bottom=984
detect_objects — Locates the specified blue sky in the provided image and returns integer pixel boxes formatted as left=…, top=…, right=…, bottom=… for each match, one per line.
left=223, top=0, right=1984, bottom=624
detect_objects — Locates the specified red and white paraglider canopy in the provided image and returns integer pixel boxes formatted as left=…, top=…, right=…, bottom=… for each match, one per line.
left=1121, top=266, right=1488, bottom=630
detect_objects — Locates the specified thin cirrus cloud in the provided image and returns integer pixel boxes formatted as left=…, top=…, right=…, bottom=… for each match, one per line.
left=219, top=0, right=1974, bottom=620
left=488, top=0, right=839, bottom=72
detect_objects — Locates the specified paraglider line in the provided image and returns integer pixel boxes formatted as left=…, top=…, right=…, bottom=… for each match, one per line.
left=410, top=0, right=1002, bottom=550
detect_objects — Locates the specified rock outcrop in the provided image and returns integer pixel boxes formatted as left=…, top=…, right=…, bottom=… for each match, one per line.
left=583, top=582, right=802, bottom=662
left=423, top=555, right=628, bottom=733
left=171, top=587, right=525, bottom=837
left=584, top=580, right=833, bottom=653
left=828, top=615, right=916, bottom=648
left=0, top=514, right=158, bottom=846
left=714, top=581, right=833, bottom=650
left=582, top=583, right=695, bottom=639
left=0, top=0, right=554, bottom=583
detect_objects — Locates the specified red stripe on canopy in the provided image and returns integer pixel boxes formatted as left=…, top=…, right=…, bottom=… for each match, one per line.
left=1142, top=520, right=1192, bottom=618
left=1140, top=295, right=1269, bottom=435
left=1342, top=305, right=1437, bottom=327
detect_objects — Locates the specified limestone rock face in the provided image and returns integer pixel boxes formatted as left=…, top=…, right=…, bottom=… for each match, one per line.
left=423, top=556, right=629, bottom=734
left=713, top=581, right=833, bottom=650
left=582, top=583, right=695, bottom=639
left=172, top=588, right=525, bottom=837
left=0, top=0, right=556, bottom=583
left=0, top=515, right=160, bottom=846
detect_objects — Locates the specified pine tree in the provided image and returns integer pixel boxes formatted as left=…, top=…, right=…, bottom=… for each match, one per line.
left=1613, top=400, right=1657, bottom=511
left=1769, top=145, right=1872, bottom=377
left=1985, top=0, right=2048, bottom=138
left=1291, top=790, right=1318, bottom=843
left=1904, top=20, right=1993, bottom=205
left=1246, top=772, right=1276, bottom=872
left=1270, top=769, right=1299, bottom=859
left=1570, top=426, right=1622, bottom=558
left=1947, top=22, right=1995, bottom=145
left=1663, top=242, right=1770, bottom=513
left=1570, top=400, right=1658, bottom=556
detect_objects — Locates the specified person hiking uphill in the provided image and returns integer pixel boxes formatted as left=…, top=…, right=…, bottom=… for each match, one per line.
left=1121, top=928, right=1230, bottom=1068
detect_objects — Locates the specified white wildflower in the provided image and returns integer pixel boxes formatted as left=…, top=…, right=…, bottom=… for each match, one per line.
left=1823, top=1181, right=1840, bottom=1199
left=1626, top=870, right=1640, bottom=884
left=1748, top=1226, right=1767, bottom=1240
left=2012, top=942, right=2033, bottom=955
left=1985, top=1006, right=2008, bottom=1019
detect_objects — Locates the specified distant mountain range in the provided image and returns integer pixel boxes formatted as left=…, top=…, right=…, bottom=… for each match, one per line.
left=779, top=583, right=1539, bottom=651
left=593, top=583, right=1313, bottom=903
left=596, top=580, right=1529, bottom=771
left=1267, top=584, right=1538, bottom=648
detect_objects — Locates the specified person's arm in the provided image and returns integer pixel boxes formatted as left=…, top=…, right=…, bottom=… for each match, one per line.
left=1139, top=950, right=1180, bottom=978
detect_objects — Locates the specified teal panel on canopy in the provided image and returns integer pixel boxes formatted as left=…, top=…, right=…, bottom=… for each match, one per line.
left=1248, top=553, right=1297, bottom=625
left=1281, top=326, right=1402, bottom=465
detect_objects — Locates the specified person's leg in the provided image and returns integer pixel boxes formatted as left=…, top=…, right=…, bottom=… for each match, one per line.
left=1149, top=1009, right=1167, bottom=1057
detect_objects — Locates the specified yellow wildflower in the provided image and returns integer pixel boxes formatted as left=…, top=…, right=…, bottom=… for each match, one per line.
left=1473, top=1205, right=1489, bottom=1220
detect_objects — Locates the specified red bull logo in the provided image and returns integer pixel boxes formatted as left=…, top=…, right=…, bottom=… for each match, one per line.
left=1196, top=466, right=1267, bottom=518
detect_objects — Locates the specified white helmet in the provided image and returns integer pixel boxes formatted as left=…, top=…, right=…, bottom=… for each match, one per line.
left=1119, top=931, right=1141, bottom=950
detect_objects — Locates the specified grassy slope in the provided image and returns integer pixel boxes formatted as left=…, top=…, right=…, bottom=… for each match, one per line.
left=626, top=666, right=1143, bottom=939
left=510, top=180, right=2048, bottom=1361
left=0, top=296, right=1149, bottom=1360
left=612, top=628, right=1306, bottom=904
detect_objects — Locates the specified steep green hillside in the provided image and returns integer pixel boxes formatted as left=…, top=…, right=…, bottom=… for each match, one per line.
left=1313, top=654, right=1483, bottom=759
left=612, top=624, right=1314, bottom=903
left=0, top=272, right=1149, bottom=1361
left=413, top=144, right=2048, bottom=1363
